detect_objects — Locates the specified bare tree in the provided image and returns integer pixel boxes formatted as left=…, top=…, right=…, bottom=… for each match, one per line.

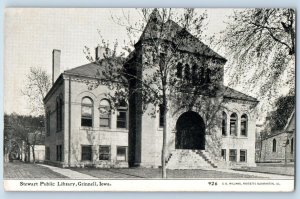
left=85, top=8, right=232, bottom=178
left=220, top=9, right=295, bottom=110
left=22, top=67, right=51, bottom=116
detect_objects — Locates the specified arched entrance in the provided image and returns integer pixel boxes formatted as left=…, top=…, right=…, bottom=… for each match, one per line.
left=175, top=111, right=205, bottom=150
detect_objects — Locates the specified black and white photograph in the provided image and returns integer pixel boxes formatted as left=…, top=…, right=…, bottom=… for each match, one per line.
left=3, top=8, right=295, bottom=191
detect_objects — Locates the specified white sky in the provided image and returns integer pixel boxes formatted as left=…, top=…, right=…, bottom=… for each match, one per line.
left=4, top=8, right=234, bottom=115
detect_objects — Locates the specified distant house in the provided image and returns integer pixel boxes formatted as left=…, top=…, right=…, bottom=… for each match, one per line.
left=44, top=9, right=259, bottom=169
left=260, top=110, right=295, bottom=163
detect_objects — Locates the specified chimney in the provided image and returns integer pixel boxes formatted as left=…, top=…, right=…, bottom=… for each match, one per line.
left=52, top=49, right=61, bottom=84
left=95, top=46, right=111, bottom=60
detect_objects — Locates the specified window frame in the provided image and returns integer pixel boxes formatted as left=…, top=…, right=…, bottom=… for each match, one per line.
left=221, top=149, right=226, bottom=161
left=240, top=149, right=247, bottom=162
left=81, top=145, right=92, bottom=161
left=272, top=139, right=277, bottom=152
left=99, top=99, right=111, bottom=128
left=116, top=146, right=127, bottom=162
left=46, top=111, right=51, bottom=136
left=240, top=114, right=248, bottom=137
left=229, top=149, right=237, bottom=162
left=230, top=113, right=238, bottom=136
left=291, top=138, right=294, bottom=154
left=81, top=97, right=93, bottom=127
left=222, top=112, right=227, bottom=136
left=56, top=145, right=63, bottom=162
left=116, top=101, right=128, bottom=129
left=56, top=96, right=63, bottom=132
left=99, top=145, right=111, bottom=161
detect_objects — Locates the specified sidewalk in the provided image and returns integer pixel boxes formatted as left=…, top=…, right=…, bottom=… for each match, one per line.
left=39, top=164, right=96, bottom=179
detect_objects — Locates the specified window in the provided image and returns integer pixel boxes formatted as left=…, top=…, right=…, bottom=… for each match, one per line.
left=81, top=145, right=92, bottom=161
left=241, top=114, right=248, bottom=136
left=229, top=149, right=237, bottom=162
left=56, top=96, right=63, bottom=132
left=46, top=111, right=50, bottom=136
left=56, top=145, right=63, bottom=162
left=272, top=139, right=277, bottom=152
left=205, top=68, right=211, bottom=83
left=99, top=99, right=111, bottom=128
left=45, top=147, right=50, bottom=160
left=117, top=100, right=127, bottom=129
left=221, top=149, right=226, bottom=161
left=99, top=146, right=110, bottom=160
left=159, top=104, right=165, bottom=128
left=291, top=138, right=294, bottom=154
left=192, top=64, right=197, bottom=84
left=116, top=146, right=127, bottom=161
left=176, top=63, right=183, bottom=78
left=81, top=97, right=93, bottom=127
left=222, top=112, right=227, bottom=136
left=184, top=64, right=191, bottom=81
left=230, top=113, right=238, bottom=136
left=240, top=150, right=247, bottom=162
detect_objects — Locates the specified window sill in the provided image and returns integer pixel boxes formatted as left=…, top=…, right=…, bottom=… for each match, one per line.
left=80, top=126, right=94, bottom=130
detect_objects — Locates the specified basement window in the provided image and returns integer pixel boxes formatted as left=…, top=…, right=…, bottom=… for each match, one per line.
left=116, top=146, right=127, bottom=161
left=81, top=145, right=92, bottom=161
left=99, top=146, right=110, bottom=160
left=229, top=149, right=237, bottom=162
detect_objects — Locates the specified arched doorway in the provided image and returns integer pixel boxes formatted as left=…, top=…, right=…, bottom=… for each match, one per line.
left=175, top=111, right=205, bottom=150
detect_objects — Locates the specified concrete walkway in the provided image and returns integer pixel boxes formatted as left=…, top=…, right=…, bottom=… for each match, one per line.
left=39, top=164, right=97, bottom=179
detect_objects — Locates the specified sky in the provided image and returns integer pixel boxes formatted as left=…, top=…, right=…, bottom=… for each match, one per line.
left=4, top=8, right=234, bottom=115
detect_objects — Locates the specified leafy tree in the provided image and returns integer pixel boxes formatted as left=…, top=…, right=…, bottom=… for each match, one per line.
left=268, top=95, right=295, bottom=132
left=220, top=9, right=295, bottom=110
left=85, top=8, right=231, bottom=178
left=4, top=113, right=45, bottom=163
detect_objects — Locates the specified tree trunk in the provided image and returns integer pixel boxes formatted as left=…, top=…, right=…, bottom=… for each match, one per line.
left=161, top=100, right=168, bottom=179
left=32, top=145, right=36, bottom=164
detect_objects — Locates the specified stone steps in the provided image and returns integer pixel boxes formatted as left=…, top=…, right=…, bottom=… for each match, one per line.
left=166, top=149, right=217, bottom=169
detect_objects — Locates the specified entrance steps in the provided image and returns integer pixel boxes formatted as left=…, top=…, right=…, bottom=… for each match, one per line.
left=166, top=149, right=218, bottom=169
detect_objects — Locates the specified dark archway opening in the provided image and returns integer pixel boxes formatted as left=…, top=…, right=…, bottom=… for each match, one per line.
left=175, top=111, right=205, bottom=150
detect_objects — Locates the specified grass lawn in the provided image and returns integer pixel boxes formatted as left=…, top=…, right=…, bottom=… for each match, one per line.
left=71, top=167, right=258, bottom=179
left=4, top=161, right=67, bottom=179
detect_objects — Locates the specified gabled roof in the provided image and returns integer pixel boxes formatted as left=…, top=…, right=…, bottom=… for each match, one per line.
left=136, top=10, right=226, bottom=61
left=222, top=86, right=258, bottom=102
left=64, top=57, right=124, bottom=79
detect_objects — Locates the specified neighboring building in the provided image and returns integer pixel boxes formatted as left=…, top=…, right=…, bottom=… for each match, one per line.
left=44, top=10, right=259, bottom=169
left=260, top=110, right=295, bottom=163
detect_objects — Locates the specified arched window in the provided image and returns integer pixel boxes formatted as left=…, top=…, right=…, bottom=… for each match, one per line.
left=291, top=138, right=294, bottom=154
left=272, top=139, right=277, bottom=152
left=241, top=114, right=248, bottom=136
left=192, top=64, right=197, bottom=85
left=176, top=62, right=183, bottom=78
left=117, top=100, right=127, bottom=129
left=184, top=64, right=191, bottom=81
left=81, top=97, right=93, bottom=127
left=199, top=67, right=205, bottom=84
left=205, top=68, right=211, bottom=83
left=56, top=96, right=63, bottom=132
left=230, top=113, right=238, bottom=136
left=222, top=112, right=227, bottom=136
left=99, top=99, right=111, bottom=128
left=46, top=111, right=50, bottom=136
